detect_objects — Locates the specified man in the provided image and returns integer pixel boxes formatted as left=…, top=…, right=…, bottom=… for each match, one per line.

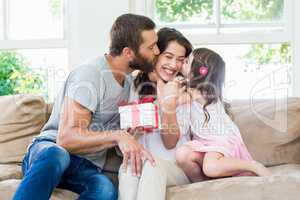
left=13, top=13, right=160, bottom=200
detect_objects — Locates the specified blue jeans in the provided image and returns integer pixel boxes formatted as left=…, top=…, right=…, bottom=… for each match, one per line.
left=13, top=139, right=117, bottom=200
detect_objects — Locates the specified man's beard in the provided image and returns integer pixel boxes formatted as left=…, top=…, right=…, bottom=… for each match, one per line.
left=129, top=53, right=156, bottom=73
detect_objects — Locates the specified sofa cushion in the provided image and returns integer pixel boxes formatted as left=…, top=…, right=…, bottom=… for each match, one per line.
left=230, top=98, right=300, bottom=166
left=166, top=164, right=300, bottom=200
left=0, top=95, right=50, bottom=164
left=0, top=164, right=22, bottom=181
left=0, top=179, right=78, bottom=200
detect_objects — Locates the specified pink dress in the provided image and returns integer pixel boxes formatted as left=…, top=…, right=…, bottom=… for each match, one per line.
left=182, top=100, right=253, bottom=162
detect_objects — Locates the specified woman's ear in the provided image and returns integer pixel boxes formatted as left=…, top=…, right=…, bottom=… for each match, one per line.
left=122, top=47, right=135, bottom=61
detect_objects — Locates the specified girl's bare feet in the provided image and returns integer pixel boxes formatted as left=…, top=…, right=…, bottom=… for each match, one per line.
left=251, top=161, right=272, bottom=177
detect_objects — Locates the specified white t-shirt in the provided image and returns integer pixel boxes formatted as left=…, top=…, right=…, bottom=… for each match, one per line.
left=128, top=83, right=191, bottom=161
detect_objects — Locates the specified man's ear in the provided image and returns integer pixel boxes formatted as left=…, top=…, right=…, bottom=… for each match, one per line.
left=122, top=47, right=135, bottom=61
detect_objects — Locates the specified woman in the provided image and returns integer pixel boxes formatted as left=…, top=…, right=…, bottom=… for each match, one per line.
left=118, top=27, right=200, bottom=200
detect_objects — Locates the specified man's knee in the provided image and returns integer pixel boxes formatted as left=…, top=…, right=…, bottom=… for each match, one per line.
left=37, top=145, right=70, bottom=175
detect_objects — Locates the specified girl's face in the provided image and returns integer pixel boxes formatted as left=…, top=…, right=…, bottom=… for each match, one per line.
left=155, top=41, right=186, bottom=82
left=181, top=53, right=193, bottom=78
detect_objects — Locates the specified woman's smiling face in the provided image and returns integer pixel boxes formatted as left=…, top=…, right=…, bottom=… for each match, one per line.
left=155, top=41, right=186, bottom=82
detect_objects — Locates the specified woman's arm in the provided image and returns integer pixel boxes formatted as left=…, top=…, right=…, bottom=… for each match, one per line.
left=157, top=79, right=181, bottom=149
left=160, top=104, right=181, bottom=149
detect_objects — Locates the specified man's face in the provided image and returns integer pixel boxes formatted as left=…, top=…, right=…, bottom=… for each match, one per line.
left=129, top=30, right=160, bottom=73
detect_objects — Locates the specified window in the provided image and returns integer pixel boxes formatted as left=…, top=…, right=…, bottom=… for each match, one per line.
left=15, top=49, right=68, bottom=100
left=0, top=0, right=68, bottom=101
left=149, top=0, right=287, bottom=34
left=154, top=0, right=214, bottom=25
left=221, top=0, right=284, bottom=23
left=7, top=0, right=64, bottom=40
left=204, top=43, right=291, bottom=99
left=0, top=1, right=3, bottom=39
left=132, top=0, right=293, bottom=99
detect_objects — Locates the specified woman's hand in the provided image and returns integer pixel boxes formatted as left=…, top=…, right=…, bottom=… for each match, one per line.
left=157, top=78, right=179, bottom=113
left=157, top=77, right=191, bottom=109
left=156, top=77, right=183, bottom=149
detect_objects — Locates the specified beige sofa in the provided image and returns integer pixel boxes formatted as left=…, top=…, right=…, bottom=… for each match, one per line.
left=0, top=95, right=299, bottom=200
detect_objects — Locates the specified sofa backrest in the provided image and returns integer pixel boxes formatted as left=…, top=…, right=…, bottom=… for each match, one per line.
left=0, top=95, right=50, bottom=163
left=0, top=95, right=299, bottom=167
left=230, top=98, right=300, bottom=166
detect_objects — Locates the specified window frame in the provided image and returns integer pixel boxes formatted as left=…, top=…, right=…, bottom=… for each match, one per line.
left=130, top=0, right=293, bottom=45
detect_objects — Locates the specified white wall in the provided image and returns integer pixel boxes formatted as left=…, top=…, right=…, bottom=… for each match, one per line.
left=68, top=0, right=130, bottom=68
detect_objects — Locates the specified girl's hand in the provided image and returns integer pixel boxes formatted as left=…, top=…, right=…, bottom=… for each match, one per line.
left=175, top=76, right=192, bottom=105
left=177, top=88, right=192, bottom=105
left=181, top=57, right=191, bottom=78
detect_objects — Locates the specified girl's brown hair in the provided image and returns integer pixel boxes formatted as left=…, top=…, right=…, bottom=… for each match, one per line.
left=188, top=48, right=231, bottom=124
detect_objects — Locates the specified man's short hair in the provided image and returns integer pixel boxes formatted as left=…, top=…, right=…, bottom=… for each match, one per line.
left=109, top=13, right=156, bottom=56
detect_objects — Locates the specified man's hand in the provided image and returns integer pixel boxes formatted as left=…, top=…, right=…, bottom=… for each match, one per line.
left=127, top=127, right=146, bottom=137
left=117, top=131, right=155, bottom=176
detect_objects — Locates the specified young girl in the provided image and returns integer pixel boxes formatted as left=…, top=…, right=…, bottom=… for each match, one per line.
left=175, top=48, right=271, bottom=182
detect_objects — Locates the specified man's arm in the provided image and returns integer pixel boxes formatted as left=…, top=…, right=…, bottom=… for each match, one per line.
left=57, top=97, right=121, bottom=153
left=57, top=97, right=155, bottom=176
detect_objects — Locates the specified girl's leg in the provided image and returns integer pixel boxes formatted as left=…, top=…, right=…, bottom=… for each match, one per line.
left=202, top=152, right=272, bottom=178
left=175, top=145, right=207, bottom=182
